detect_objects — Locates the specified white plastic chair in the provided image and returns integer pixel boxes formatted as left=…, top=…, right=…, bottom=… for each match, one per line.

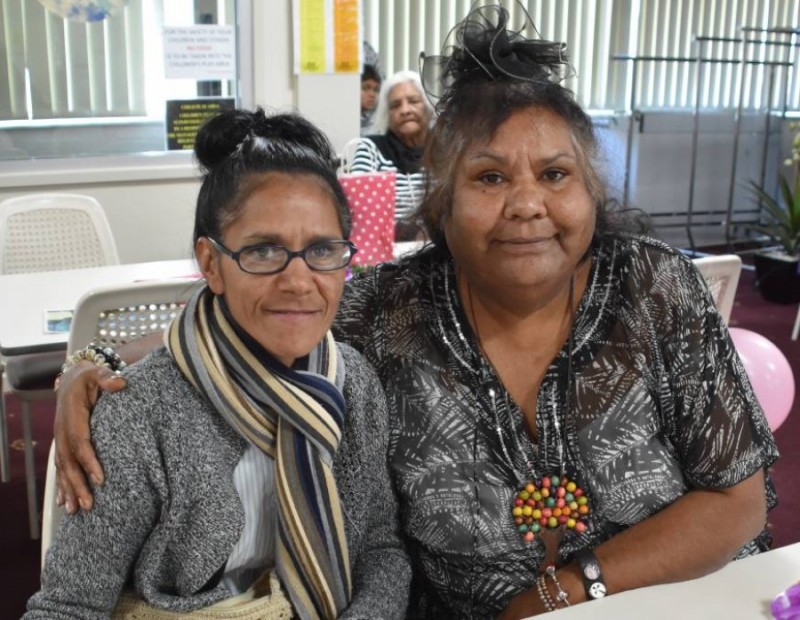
left=337, top=137, right=367, bottom=176
left=39, top=278, right=201, bottom=564
left=0, top=193, right=119, bottom=274
left=0, top=193, right=120, bottom=537
left=692, top=254, right=743, bottom=326
left=791, top=306, right=800, bottom=341
left=40, top=441, right=58, bottom=568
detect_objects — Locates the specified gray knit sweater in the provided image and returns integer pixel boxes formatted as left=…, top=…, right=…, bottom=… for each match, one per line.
left=25, top=345, right=410, bottom=619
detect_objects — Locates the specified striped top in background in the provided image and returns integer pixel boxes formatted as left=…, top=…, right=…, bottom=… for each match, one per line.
left=349, top=137, right=426, bottom=222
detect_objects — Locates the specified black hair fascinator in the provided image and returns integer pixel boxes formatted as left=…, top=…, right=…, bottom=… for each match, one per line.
left=420, top=2, right=574, bottom=106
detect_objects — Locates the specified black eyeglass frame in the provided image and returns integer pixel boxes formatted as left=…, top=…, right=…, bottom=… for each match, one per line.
left=208, top=237, right=358, bottom=275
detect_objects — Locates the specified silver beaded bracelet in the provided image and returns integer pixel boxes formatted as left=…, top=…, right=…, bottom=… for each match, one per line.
left=61, top=343, right=127, bottom=375
left=545, top=565, right=571, bottom=607
left=536, top=574, right=557, bottom=612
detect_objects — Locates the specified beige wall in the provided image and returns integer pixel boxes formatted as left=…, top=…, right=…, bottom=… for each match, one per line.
left=0, top=177, right=199, bottom=264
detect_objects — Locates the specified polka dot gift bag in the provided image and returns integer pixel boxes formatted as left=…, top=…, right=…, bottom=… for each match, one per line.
left=338, top=171, right=397, bottom=267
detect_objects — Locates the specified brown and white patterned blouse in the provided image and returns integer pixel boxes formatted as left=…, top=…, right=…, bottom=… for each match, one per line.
left=334, top=234, right=779, bottom=619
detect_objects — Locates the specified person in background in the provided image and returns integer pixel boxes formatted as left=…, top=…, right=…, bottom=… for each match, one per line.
left=351, top=70, right=434, bottom=240
left=362, top=40, right=381, bottom=77
left=360, top=64, right=381, bottom=135
left=27, top=109, right=409, bottom=619
left=52, top=4, right=779, bottom=619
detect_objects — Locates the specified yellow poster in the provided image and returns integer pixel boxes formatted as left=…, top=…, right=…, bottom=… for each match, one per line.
left=299, top=0, right=326, bottom=73
left=295, top=0, right=360, bottom=74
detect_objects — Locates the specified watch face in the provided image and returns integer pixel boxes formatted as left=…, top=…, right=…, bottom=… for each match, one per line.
left=589, top=582, right=607, bottom=599
left=584, top=562, right=601, bottom=580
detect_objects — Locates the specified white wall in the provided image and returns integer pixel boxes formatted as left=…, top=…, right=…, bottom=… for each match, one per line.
left=0, top=155, right=201, bottom=263
left=611, top=112, right=789, bottom=249
left=0, top=180, right=199, bottom=264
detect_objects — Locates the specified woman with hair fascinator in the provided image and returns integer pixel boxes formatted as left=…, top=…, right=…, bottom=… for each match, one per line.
left=53, top=4, right=777, bottom=618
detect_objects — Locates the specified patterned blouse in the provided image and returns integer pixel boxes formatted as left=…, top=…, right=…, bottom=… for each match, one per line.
left=333, top=234, right=779, bottom=619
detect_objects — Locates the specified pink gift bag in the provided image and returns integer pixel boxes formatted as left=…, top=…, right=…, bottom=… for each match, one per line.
left=339, top=171, right=396, bottom=266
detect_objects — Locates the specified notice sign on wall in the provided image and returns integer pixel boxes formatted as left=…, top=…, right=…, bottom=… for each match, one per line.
left=164, top=25, right=236, bottom=81
left=166, top=98, right=235, bottom=151
left=294, top=0, right=360, bottom=74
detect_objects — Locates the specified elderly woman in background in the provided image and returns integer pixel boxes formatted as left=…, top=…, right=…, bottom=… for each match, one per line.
left=350, top=70, right=434, bottom=240
left=27, top=109, right=409, bottom=619
left=52, top=4, right=778, bottom=619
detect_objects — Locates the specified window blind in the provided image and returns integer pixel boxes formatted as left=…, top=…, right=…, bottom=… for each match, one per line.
left=634, top=0, right=800, bottom=110
left=0, top=0, right=146, bottom=121
left=363, top=0, right=800, bottom=112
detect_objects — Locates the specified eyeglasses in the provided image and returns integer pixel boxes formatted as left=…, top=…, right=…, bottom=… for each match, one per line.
left=209, top=238, right=357, bottom=275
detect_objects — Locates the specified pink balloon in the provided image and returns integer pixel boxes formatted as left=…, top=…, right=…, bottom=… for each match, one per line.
left=728, top=327, right=794, bottom=432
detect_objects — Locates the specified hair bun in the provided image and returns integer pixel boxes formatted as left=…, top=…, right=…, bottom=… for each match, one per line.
left=193, top=109, right=257, bottom=170
left=420, top=3, right=573, bottom=105
left=194, top=108, right=337, bottom=172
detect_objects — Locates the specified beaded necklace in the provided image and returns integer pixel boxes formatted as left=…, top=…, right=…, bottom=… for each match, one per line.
left=462, top=273, right=591, bottom=548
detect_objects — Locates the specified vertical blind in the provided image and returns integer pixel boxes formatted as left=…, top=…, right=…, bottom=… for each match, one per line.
left=363, top=0, right=800, bottom=112
left=2, top=0, right=797, bottom=121
left=633, top=0, right=800, bottom=110
left=0, top=0, right=146, bottom=121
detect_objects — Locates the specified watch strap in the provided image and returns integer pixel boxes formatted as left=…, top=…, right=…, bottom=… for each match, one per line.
left=574, top=548, right=607, bottom=600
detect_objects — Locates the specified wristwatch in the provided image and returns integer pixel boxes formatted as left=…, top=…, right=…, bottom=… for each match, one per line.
left=574, top=548, right=607, bottom=599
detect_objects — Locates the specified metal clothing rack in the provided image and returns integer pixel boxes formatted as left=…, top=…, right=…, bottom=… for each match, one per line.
left=725, top=27, right=799, bottom=249
left=612, top=26, right=798, bottom=253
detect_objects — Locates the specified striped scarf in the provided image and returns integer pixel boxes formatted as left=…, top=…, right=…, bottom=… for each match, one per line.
left=165, top=285, right=351, bottom=620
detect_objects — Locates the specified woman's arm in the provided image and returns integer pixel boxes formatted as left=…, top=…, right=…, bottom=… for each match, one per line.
left=26, top=386, right=162, bottom=619
left=502, top=251, right=776, bottom=618
left=54, top=332, right=162, bottom=514
left=337, top=349, right=411, bottom=619
left=500, top=470, right=766, bottom=618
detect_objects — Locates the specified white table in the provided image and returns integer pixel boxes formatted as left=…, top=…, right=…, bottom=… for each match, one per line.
left=540, top=543, right=800, bottom=619
left=0, top=259, right=199, bottom=356
left=0, top=259, right=199, bottom=493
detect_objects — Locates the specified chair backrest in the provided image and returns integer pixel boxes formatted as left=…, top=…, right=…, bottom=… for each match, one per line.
left=41, top=441, right=59, bottom=568
left=41, top=277, right=202, bottom=566
left=692, top=254, right=743, bottom=325
left=337, top=137, right=367, bottom=175
left=0, top=193, right=119, bottom=274
left=67, top=278, right=202, bottom=351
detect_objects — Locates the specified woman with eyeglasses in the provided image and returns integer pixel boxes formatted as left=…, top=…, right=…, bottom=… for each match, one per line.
left=25, top=109, right=410, bottom=619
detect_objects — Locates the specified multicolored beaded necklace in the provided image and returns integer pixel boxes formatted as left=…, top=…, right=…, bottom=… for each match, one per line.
left=465, top=275, right=591, bottom=549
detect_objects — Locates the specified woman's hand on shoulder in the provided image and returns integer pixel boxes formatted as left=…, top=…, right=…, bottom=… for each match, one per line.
left=54, top=360, right=126, bottom=514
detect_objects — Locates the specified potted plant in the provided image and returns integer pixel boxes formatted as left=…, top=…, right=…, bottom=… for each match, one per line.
left=748, top=121, right=800, bottom=304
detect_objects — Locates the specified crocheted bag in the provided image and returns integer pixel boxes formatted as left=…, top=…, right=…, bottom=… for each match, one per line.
left=111, top=571, right=293, bottom=619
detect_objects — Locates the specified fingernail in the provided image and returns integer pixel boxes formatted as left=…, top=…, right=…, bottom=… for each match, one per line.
left=90, top=474, right=102, bottom=486
left=56, top=491, right=63, bottom=505
left=65, top=500, right=74, bottom=513
left=78, top=498, right=89, bottom=511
